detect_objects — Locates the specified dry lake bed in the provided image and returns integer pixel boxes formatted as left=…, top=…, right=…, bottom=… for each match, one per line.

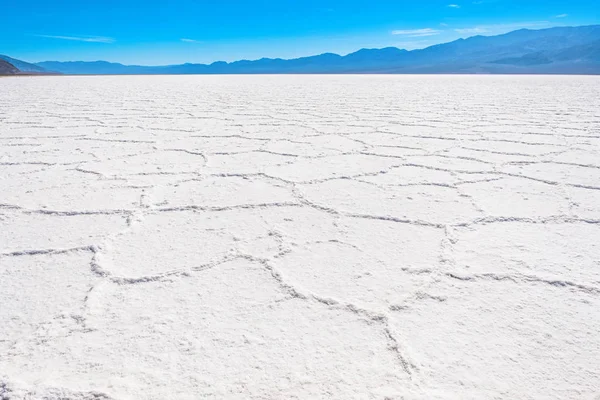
left=1, top=75, right=600, bottom=399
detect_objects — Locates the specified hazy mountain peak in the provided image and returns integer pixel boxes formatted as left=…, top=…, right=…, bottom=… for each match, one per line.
left=0, top=54, right=47, bottom=73
left=0, top=58, right=20, bottom=75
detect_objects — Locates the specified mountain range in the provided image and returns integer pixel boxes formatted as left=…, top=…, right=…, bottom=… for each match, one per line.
left=0, top=54, right=48, bottom=73
left=2, top=25, right=599, bottom=75
left=0, top=59, right=20, bottom=75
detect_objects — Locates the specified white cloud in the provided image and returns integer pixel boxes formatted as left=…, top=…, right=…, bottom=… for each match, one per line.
left=555, top=14, right=568, bottom=18
left=448, top=4, right=461, bottom=8
left=35, top=34, right=114, bottom=43
left=454, top=27, right=488, bottom=34
left=391, top=28, right=442, bottom=37
left=181, top=38, right=202, bottom=43
left=454, top=21, right=551, bottom=35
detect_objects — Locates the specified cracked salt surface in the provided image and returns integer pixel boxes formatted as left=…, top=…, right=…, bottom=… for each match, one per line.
left=1, top=75, right=600, bottom=399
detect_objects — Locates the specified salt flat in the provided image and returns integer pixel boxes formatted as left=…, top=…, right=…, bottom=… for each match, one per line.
left=1, top=75, right=600, bottom=399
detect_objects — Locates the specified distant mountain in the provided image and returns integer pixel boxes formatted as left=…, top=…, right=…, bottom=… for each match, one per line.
left=35, top=60, right=146, bottom=75
left=0, top=59, right=19, bottom=75
left=11, top=25, right=600, bottom=75
left=0, top=54, right=49, bottom=73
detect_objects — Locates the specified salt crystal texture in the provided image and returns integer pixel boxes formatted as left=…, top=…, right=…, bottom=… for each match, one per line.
left=1, top=75, right=599, bottom=399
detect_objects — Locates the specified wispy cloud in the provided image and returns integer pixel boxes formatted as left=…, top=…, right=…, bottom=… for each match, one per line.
left=454, top=27, right=488, bottom=34
left=34, top=34, right=114, bottom=43
left=454, top=21, right=551, bottom=35
left=181, top=38, right=202, bottom=43
left=391, top=28, right=441, bottom=37
left=448, top=4, right=461, bottom=8
left=555, top=13, right=568, bottom=18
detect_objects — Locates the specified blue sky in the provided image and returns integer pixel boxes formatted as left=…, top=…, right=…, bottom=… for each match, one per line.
left=1, top=0, right=598, bottom=65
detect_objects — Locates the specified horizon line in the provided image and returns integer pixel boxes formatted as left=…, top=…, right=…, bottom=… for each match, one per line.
left=23, top=23, right=598, bottom=67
